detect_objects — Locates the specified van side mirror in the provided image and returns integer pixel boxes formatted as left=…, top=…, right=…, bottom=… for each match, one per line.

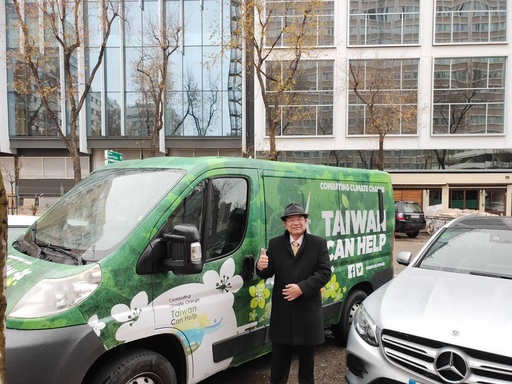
left=137, top=224, right=203, bottom=275
left=162, top=224, right=203, bottom=275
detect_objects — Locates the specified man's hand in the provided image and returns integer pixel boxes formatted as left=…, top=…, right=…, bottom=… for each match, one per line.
left=282, top=284, right=303, bottom=301
left=257, top=248, right=268, bottom=270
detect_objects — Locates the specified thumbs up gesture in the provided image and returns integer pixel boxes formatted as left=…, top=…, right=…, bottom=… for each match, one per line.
left=257, top=248, right=268, bottom=270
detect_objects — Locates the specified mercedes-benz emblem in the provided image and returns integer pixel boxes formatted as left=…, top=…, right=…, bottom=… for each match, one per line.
left=434, top=350, right=468, bottom=383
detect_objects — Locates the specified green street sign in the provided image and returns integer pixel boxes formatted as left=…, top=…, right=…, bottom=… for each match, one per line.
left=105, top=150, right=123, bottom=164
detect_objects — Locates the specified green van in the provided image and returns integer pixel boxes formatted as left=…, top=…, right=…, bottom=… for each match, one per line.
left=6, top=157, right=394, bottom=384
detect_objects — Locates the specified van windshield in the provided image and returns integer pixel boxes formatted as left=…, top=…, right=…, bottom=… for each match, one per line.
left=14, top=168, right=185, bottom=263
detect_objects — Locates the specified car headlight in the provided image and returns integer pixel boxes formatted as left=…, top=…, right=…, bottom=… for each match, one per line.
left=9, top=264, right=101, bottom=319
left=353, top=304, right=380, bottom=347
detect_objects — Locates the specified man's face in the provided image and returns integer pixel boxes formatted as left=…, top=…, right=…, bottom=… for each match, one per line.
left=283, top=215, right=307, bottom=238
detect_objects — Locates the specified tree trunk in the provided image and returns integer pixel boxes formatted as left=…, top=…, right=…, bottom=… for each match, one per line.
left=376, top=132, right=385, bottom=171
left=435, top=150, right=447, bottom=170
left=150, top=129, right=159, bottom=158
left=71, top=147, right=82, bottom=185
left=0, top=171, right=8, bottom=383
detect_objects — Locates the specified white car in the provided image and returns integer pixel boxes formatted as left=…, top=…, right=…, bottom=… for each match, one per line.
left=8, top=215, right=38, bottom=241
left=346, top=215, right=512, bottom=384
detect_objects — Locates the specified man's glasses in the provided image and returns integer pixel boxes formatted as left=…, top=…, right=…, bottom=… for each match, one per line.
left=286, top=217, right=305, bottom=224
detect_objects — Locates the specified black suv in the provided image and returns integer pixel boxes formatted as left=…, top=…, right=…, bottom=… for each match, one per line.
left=394, top=201, right=426, bottom=238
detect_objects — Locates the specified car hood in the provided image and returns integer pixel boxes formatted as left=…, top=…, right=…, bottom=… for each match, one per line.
left=365, top=267, right=512, bottom=356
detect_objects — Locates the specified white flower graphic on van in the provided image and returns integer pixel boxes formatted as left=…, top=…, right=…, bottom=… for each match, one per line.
left=203, top=258, right=243, bottom=294
left=111, top=259, right=243, bottom=347
left=88, top=314, right=106, bottom=336
left=111, top=291, right=153, bottom=342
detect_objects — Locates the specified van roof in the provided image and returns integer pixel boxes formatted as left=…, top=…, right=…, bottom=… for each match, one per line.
left=99, top=156, right=390, bottom=178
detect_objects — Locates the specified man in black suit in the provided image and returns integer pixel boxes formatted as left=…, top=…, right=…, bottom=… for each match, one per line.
left=257, top=203, right=331, bottom=384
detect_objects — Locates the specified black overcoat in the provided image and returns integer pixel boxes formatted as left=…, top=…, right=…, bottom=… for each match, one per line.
left=257, top=230, right=331, bottom=345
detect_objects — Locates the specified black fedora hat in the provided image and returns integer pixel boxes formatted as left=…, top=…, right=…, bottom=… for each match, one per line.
left=280, top=203, right=309, bottom=221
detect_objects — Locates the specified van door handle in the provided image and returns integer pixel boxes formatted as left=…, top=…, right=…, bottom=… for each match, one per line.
left=242, top=255, right=255, bottom=281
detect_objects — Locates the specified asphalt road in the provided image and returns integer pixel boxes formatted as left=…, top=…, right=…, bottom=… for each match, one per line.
left=200, top=232, right=431, bottom=384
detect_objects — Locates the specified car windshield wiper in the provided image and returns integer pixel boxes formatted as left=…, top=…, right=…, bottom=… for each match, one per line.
left=470, top=271, right=512, bottom=280
left=38, top=243, right=84, bottom=265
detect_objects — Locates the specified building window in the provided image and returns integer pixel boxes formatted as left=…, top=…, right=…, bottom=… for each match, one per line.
left=8, top=0, right=242, bottom=139
left=8, top=50, right=62, bottom=137
left=433, top=57, right=505, bottom=135
left=162, top=0, right=242, bottom=137
left=266, top=0, right=335, bottom=47
left=450, top=189, right=479, bottom=210
left=348, top=59, right=418, bottom=135
left=274, top=149, right=512, bottom=170
left=485, top=188, right=506, bottom=214
left=7, top=0, right=64, bottom=139
left=435, top=0, right=507, bottom=44
left=349, top=0, right=420, bottom=46
left=428, top=189, right=442, bottom=206
left=265, top=60, right=334, bottom=137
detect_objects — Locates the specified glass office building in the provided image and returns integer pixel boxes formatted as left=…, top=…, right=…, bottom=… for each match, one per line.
left=1, top=0, right=512, bottom=215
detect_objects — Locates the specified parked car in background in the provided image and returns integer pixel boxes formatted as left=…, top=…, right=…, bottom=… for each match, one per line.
left=7, top=215, right=38, bottom=241
left=394, top=200, right=426, bottom=238
left=346, top=215, right=512, bottom=384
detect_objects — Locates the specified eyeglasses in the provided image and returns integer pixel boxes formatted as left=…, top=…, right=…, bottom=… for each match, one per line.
left=286, top=217, right=305, bottom=224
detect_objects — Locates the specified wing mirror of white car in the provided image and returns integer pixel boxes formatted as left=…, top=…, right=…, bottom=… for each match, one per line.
left=396, top=251, right=413, bottom=266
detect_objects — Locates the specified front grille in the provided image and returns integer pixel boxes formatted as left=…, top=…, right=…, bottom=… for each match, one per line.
left=381, top=330, right=512, bottom=383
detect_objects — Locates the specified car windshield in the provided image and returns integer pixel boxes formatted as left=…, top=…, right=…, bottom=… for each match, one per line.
left=417, top=217, right=512, bottom=278
left=14, top=167, right=184, bottom=263
left=402, top=202, right=423, bottom=213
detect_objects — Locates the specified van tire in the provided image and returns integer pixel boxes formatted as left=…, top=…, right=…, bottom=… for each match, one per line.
left=87, top=348, right=177, bottom=384
left=331, top=289, right=367, bottom=346
left=406, top=231, right=420, bottom=238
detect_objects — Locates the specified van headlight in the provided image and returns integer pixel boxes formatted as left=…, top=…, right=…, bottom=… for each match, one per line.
left=9, top=265, right=101, bottom=319
left=353, top=305, right=380, bottom=346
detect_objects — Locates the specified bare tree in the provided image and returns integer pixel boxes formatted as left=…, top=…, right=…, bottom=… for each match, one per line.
left=434, top=59, right=482, bottom=135
left=232, top=0, right=327, bottom=160
left=11, top=0, right=121, bottom=183
left=168, top=70, right=221, bottom=137
left=0, top=158, right=23, bottom=215
left=0, top=171, right=7, bottom=383
left=493, top=150, right=512, bottom=169
left=356, top=150, right=373, bottom=170
left=434, top=149, right=448, bottom=169
left=349, top=59, right=418, bottom=171
left=432, top=59, right=483, bottom=169
left=130, top=11, right=181, bottom=157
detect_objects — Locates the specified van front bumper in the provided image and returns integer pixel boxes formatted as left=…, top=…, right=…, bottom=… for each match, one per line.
left=345, top=328, right=434, bottom=384
left=6, top=324, right=105, bottom=384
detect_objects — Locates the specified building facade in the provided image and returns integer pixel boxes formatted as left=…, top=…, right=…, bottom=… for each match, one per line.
left=1, top=0, right=512, bottom=215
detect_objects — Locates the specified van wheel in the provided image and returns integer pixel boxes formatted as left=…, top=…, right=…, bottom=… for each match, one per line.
left=406, top=231, right=419, bottom=238
left=88, top=349, right=176, bottom=384
left=331, top=289, right=367, bottom=346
